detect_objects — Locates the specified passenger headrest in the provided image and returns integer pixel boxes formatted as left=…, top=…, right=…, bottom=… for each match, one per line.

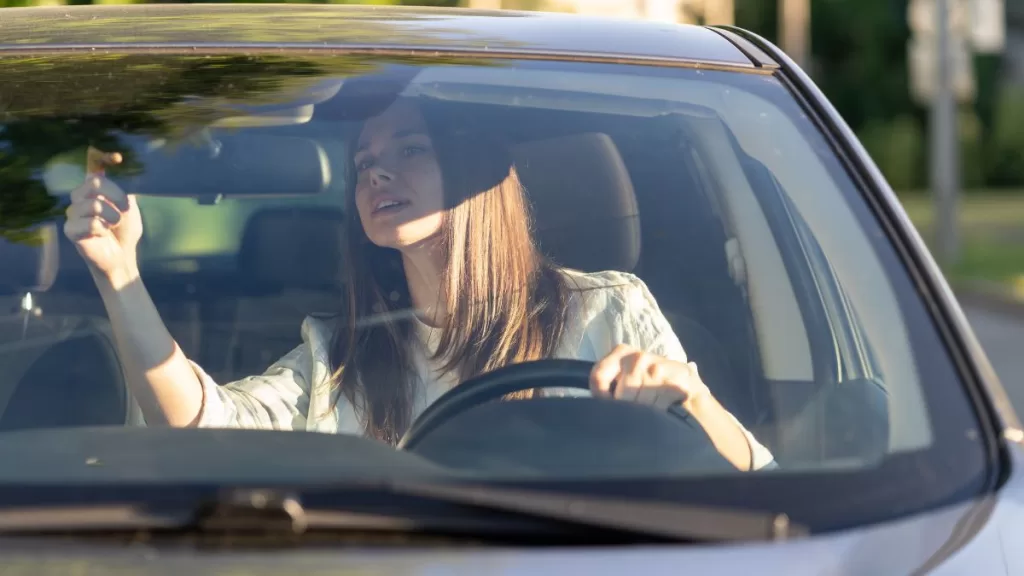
left=512, top=133, right=640, bottom=273
left=0, top=224, right=59, bottom=295
left=237, top=207, right=345, bottom=292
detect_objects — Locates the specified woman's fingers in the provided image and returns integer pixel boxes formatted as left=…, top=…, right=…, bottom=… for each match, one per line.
left=590, top=344, right=636, bottom=396
left=77, top=147, right=130, bottom=210
left=613, top=352, right=651, bottom=402
left=66, top=196, right=122, bottom=225
left=590, top=344, right=655, bottom=402
left=69, top=177, right=100, bottom=203
left=70, top=175, right=130, bottom=213
left=592, top=346, right=703, bottom=410
left=67, top=177, right=124, bottom=233
left=86, top=146, right=122, bottom=174
left=65, top=177, right=124, bottom=241
left=63, top=213, right=111, bottom=240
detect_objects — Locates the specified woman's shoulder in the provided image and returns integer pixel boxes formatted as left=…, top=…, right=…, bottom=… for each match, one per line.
left=557, top=267, right=647, bottom=292
left=557, top=267, right=657, bottom=310
left=555, top=267, right=682, bottom=359
left=299, top=314, right=337, bottom=365
left=555, top=267, right=664, bottom=331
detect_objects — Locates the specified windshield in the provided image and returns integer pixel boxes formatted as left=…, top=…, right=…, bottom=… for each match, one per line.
left=0, top=52, right=988, bottom=532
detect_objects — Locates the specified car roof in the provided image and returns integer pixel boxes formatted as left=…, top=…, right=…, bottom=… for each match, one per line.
left=0, top=4, right=758, bottom=68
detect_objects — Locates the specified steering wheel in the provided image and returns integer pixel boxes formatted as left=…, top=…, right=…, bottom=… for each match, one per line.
left=399, top=359, right=678, bottom=450
left=398, top=358, right=738, bottom=475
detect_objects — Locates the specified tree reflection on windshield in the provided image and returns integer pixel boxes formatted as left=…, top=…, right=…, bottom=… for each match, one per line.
left=0, top=52, right=490, bottom=244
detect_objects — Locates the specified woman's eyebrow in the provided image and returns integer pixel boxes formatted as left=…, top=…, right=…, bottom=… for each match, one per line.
left=392, top=129, right=427, bottom=139
left=355, top=129, right=428, bottom=154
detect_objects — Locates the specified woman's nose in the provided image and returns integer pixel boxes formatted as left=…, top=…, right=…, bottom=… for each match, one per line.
left=369, top=165, right=394, bottom=187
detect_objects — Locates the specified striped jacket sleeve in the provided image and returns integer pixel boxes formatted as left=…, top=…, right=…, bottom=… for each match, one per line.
left=190, top=342, right=315, bottom=431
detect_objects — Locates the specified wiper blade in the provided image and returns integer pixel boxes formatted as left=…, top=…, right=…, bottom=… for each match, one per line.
left=366, top=481, right=806, bottom=542
left=0, top=483, right=805, bottom=544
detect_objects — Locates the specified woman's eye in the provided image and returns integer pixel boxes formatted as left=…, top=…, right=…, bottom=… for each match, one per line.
left=402, top=145, right=426, bottom=158
left=356, top=158, right=373, bottom=172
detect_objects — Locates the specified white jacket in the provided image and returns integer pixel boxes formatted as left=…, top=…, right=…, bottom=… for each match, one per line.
left=190, top=269, right=775, bottom=469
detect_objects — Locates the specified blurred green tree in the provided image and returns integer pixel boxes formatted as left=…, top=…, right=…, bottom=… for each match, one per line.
left=0, top=51, right=481, bottom=243
left=735, top=0, right=1012, bottom=191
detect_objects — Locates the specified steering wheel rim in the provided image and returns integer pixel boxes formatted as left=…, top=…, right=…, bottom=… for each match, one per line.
left=397, top=359, right=594, bottom=450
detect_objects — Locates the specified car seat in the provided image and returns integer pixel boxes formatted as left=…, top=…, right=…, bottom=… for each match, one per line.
left=0, top=224, right=130, bottom=430
left=512, top=132, right=746, bottom=417
left=207, top=207, right=345, bottom=381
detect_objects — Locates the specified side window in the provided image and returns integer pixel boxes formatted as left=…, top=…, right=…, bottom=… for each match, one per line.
left=687, top=115, right=814, bottom=383
left=682, top=114, right=893, bottom=466
left=720, top=88, right=932, bottom=454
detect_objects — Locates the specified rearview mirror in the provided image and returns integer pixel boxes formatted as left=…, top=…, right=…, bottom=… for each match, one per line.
left=43, top=134, right=332, bottom=202
left=112, top=134, right=331, bottom=201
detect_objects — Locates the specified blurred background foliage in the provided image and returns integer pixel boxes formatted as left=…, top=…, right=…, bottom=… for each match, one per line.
left=731, top=0, right=1014, bottom=194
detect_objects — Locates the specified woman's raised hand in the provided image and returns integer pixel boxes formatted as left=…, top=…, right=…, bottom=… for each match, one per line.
left=63, top=146, right=143, bottom=283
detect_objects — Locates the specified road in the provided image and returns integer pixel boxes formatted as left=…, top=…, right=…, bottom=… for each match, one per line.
left=965, top=305, right=1024, bottom=412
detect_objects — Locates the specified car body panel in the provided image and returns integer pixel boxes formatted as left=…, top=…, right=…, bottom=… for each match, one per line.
left=0, top=446, right=1022, bottom=575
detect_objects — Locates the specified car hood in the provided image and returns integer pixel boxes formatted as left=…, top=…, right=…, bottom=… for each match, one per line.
left=2, top=442, right=1023, bottom=575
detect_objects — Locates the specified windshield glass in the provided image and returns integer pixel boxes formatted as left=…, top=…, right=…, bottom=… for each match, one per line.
left=0, top=52, right=988, bottom=530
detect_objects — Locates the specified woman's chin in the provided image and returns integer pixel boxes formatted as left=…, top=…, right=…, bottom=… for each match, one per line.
left=368, top=230, right=441, bottom=252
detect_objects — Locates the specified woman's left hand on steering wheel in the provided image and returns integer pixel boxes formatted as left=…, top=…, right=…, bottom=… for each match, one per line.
left=589, top=344, right=711, bottom=414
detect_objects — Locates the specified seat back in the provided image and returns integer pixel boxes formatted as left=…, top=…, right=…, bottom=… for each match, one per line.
left=512, top=132, right=641, bottom=273
left=512, top=131, right=752, bottom=423
left=212, top=207, right=345, bottom=380
left=0, top=224, right=128, bottom=430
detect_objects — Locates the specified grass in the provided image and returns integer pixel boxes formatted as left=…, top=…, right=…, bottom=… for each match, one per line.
left=897, top=192, right=1024, bottom=287
left=899, top=193, right=1024, bottom=230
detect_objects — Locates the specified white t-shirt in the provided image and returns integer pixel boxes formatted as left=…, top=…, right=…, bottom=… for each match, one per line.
left=191, top=268, right=775, bottom=469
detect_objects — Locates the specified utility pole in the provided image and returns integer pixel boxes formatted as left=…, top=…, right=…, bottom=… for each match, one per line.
left=932, top=0, right=960, bottom=266
left=779, top=0, right=810, bottom=70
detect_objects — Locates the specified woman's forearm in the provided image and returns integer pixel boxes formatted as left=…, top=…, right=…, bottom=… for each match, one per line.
left=94, top=265, right=205, bottom=427
left=685, top=394, right=755, bottom=471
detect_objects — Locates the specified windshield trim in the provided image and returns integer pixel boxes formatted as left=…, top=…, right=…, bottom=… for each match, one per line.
left=0, top=45, right=771, bottom=75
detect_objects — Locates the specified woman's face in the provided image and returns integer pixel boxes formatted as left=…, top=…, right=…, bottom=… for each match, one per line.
left=353, top=100, right=446, bottom=251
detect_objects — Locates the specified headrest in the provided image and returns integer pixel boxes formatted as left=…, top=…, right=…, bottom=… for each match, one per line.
left=237, top=207, right=345, bottom=292
left=512, top=133, right=640, bottom=273
left=0, top=224, right=59, bottom=295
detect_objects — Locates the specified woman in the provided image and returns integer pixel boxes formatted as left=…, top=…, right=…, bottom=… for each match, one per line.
left=64, top=98, right=774, bottom=471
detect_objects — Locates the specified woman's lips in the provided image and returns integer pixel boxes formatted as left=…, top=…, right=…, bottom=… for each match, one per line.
left=372, top=198, right=409, bottom=214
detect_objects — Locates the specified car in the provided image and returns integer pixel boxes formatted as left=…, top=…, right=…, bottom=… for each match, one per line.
left=0, top=3, right=1021, bottom=573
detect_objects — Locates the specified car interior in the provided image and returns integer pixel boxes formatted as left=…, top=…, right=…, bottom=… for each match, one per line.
left=0, top=85, right=891, bottom=472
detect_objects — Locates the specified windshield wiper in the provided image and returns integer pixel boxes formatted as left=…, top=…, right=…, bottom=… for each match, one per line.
left=0, top=482, right=805, bottom=544
left=198, top=481, right=806, bottom=543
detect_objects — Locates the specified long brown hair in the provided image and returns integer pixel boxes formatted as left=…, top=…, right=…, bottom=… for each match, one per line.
left=329, top=100, right=571, bottom=444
